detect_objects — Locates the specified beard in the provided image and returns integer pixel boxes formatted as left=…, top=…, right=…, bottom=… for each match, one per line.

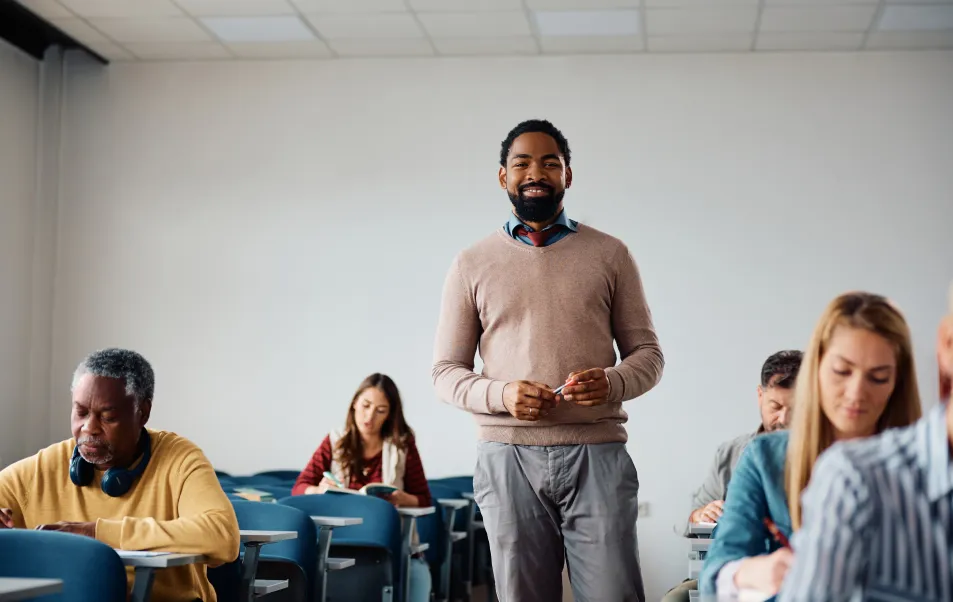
left=508, top=183, right=564, bottom=223
left=77, top=436, right=115, bottom=465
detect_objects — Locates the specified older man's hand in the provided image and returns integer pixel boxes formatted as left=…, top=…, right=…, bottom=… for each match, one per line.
left=35, top=521, right=96, bottom=538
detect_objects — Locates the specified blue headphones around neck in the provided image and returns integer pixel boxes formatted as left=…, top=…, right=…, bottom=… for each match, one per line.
left=69, top=428, right=152, bottom=497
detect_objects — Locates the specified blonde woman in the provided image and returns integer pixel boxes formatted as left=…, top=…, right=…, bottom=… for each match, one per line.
left=699, top=292, right=922, bottom=597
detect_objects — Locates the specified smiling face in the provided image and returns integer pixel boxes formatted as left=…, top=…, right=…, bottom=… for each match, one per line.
left=499, top=132, right=572, bottom=224
left=818, top=326, right=898, bottom=440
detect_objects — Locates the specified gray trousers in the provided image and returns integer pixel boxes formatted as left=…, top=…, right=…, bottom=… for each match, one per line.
left=473, top=441, right=644, bottom=602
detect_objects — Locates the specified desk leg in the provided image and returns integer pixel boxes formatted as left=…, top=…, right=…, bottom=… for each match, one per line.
left=241, top=543, right=262, bottom=602
left=130, top=567, right=156, bottom=602
left=316, top=526, right=332, bottom=602
left=439, top=506, right=457, bottom=602
left=400, top=516, right=416, bottom=602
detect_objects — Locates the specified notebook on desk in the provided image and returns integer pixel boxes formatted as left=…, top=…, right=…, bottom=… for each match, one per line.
left=325, top=483, right=398, bottom=499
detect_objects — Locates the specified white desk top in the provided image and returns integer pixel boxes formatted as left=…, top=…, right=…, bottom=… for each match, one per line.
left=311, top=516, right=363, bottom=527
left=397, top=507, right=435, bottom=518
left=252, top=579, right=289, bottom=595
left=437, top=498, right=469, bottom=510
left=0, top=578, right=63, bottom=601
left=240, top=530, right=297, bottom=543
left=116, top=551, right=206, bottom=568
left=409, top=542, right=430, bottom=554
left=461, top=492, right=474, bottom=501
left=327, top=557, right=356, bottom=571
left=450, top=532, right=467, bottom=543
left=688, top=522, right=715, bottom=536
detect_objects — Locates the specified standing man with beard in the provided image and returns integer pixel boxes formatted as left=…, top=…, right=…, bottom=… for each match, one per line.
left=431, top=119, right=664, bottom=602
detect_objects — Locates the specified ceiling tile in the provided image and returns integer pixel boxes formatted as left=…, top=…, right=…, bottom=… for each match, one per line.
left=878, top=5, right=953, bottom=32
left=227, top=40, right=332, bottom=57
left=534, top=10, right=640, bottom=36
left=50, top=17, right=110, bottom=43
left=418, top=12, right=531, bottom=37
left=760, top=6, right=878, bottom=33
left=328, top=37, right=434, bottom=56
left=84, top=40, right=135, bottom=60
left=764, top=0, right=878, bottom=4
left=124, top=42, right=231, bottom=59
left=647, top=7, right=758, bottom=35
left=17, top=0, right=74, bottom=19
left=527, top=0, right=639, bottom=8
left=175, top=0, right=296, bottom=17
left=433, top=36, right=538, bottom=55
left=540, top=34, right=642, bottom=52
left=89, top=17, right=212, bottom=42
left=756, top=31, right=864, bottom=51
left=648, top=33, right=751, bottom=51
left=201, top=16, right=315, bottom=41
left=411, top=0, right=523, bottom=11
left=291, top=0, right=407, bottom=13
left=866, top=30, right=953, bottom=49
left=647, top=0, right=757, bottom=5
left=306, top=13, right=424, bottom=38
left=58, top=0, right=182, bottom=18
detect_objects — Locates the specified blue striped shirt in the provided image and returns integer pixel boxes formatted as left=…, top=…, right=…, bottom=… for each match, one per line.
left=779, top=402, right=953, bottom=602
left=504, top=210, right=577, bottom=246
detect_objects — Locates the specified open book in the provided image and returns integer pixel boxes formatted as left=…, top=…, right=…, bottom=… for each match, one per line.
left=325, top=483, right=398, bottom=499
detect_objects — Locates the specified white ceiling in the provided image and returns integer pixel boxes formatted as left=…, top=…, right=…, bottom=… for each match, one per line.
left=16, top=0, right=953, bottom=61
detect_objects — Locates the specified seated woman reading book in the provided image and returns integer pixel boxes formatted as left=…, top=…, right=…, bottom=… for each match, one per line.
left=292, top=372, right=432, bottom=507
left=293, top=373, right=434, bottom=602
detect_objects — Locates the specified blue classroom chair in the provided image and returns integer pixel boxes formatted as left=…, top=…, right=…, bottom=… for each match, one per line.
left=0, top=530, right=127, bottom=602
left=253, top=470, right=301, bottom=481
left=279, top=494, right=403, bottom=602
left=231, top=475, right=287, bottom=487
left=232, top=501, right=317, bottom=602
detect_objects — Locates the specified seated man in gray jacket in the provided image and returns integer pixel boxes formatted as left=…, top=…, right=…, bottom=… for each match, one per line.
left=662, top=350, right=802, bottom=602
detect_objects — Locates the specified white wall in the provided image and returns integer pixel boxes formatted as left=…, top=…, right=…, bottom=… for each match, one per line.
left=54, top=51, right=953, bottom=600
left=0, top=41, right=39, bottom=468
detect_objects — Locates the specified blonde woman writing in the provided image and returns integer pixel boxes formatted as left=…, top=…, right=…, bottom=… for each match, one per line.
left=699, top=292, right=922, bottom=597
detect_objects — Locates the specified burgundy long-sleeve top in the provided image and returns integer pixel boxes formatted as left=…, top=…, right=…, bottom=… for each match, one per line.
left=292, top=434, right=432, bottom=507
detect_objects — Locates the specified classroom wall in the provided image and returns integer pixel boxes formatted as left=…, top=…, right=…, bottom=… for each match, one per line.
left=0, top=41, right=39, bottom=468
left=52, top=50, right=953, bottom=600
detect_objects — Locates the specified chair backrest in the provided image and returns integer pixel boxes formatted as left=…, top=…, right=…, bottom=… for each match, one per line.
left=215, top=470, right=232, bottom=478
left=232, top=501, right=318, bottom=588
left=253, top=470, right=301, bottom=481
left=0, top=530, right=127, bottom=602
left=250, top=484, right=294, bottom=500
left=414, top=507, right=446, bottom=569
left=428, top=483, right=470, bottom=532
left=278, top=494, right=403, bottom=600
left=428, top=476, right=473, bottom=495
left=230, top=475, right=286, bottom=486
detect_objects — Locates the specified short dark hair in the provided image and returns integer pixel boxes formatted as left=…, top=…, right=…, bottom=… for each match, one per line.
left=500, top=119, right=571, bottom=167
left=761, top=350, right=803, bottom=388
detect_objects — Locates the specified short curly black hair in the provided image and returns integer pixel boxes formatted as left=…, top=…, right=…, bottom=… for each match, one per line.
left=761, top=350, right=803, bottom=388
left=500, top=119, right=571, bottom=167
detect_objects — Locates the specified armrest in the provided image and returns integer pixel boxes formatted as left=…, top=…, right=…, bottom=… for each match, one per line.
left=450, top=531, right=467, bottom=543
left=253, top=579, right=289, bottom=595
left=437, top=499, right=469, bottom=510
left=397, top=507, right=435, bottom=518
left=311, top=516, right=363, bottom=527
left=410, top=542, right=430, bottom=554
left=327, top=557, right=356, bottom=571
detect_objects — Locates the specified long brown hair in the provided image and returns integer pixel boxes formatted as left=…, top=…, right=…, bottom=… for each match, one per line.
left=335, top=373, right=414, bottom=480
left=786, top=292, right=922, bottom=529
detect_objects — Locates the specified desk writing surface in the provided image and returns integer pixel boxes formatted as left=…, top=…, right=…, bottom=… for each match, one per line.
left=116, top=551, right=205, bottom=568
left=239, top=530, right=297, bottom=543
left=311, top=516, right=363, bottom=527
left=0, top=578, right=63, bottom=602
left=397, top=507, right=435, bottom=518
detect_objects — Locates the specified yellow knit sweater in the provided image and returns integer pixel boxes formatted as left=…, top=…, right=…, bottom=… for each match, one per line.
left=0, top=429, right=240, bottom=601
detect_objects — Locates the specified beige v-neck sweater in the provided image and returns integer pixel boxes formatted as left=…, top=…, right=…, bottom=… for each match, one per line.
left=432, top=224, right=664, bottom=445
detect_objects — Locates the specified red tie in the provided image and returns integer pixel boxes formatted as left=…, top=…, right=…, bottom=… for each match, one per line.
left=514, top=225, right=561, bottom=247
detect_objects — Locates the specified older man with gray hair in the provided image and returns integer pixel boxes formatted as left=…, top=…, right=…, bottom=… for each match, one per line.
left=0, top=348, right=239, bottom=602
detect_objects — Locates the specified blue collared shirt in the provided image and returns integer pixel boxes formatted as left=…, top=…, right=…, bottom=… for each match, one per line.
left=779, top=402, right=953, bottom=602
left=504, top=210, right=578, bottom=247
